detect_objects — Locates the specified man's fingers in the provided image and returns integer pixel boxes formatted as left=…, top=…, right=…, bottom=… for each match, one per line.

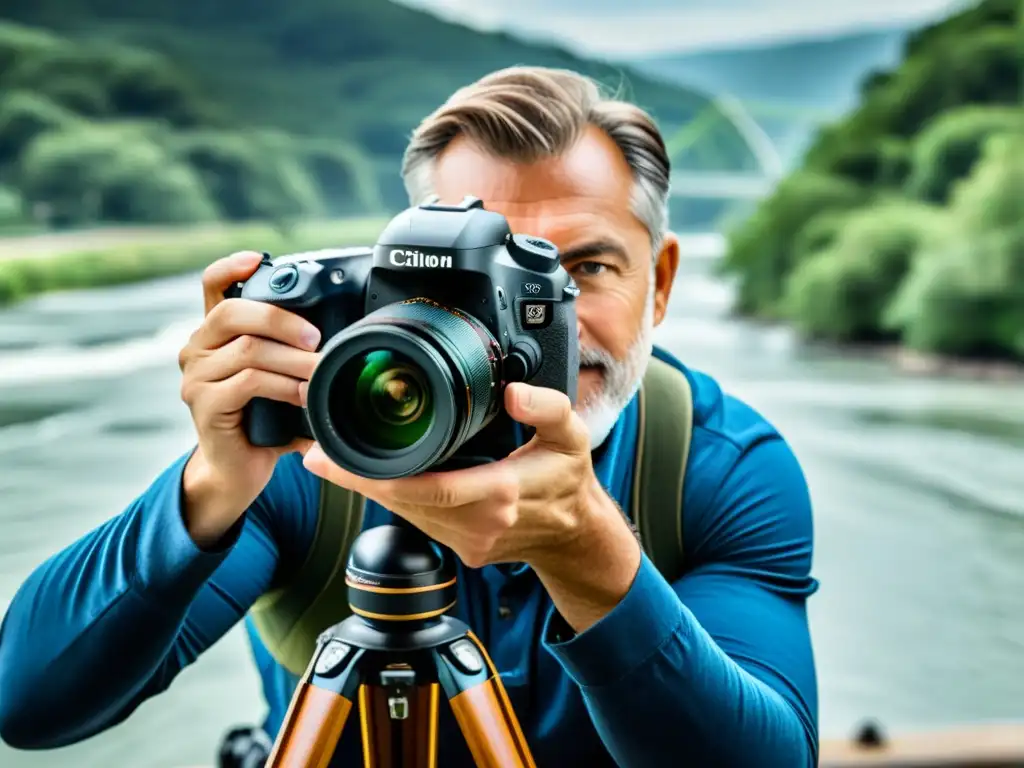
left=192, top=298, right=321, bottom=354
left=388, top=463, right=517, bottom=508
left=202, top=368, right=304, bottom=415
left=302, top=444, right=517, bottom=508
left=504, top=383, right=588, bottom=452
left=193, top=335, right=320, bottom=384
left=202, top=251, right=263, bottom=315
left=280, top=437, right=315, bottom=457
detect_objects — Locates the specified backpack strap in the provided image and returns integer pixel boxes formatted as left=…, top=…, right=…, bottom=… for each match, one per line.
left=630, top=356, right=694, bottom=584
left=248, top=481, right=365, bottom=677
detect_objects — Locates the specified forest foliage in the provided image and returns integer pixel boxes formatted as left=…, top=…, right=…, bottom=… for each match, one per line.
left=0, top=0, right=755, bottom=232
left=719, top=0, right=1024, bottom=360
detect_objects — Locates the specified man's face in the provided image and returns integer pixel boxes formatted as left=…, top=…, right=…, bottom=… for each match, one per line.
left=431, top=125, right=680, bottom=448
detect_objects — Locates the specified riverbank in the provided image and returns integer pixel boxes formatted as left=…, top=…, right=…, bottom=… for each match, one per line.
left=4, top=222, right=1022, bottom=385
left=0, top=217, right=390, bottom=307
left=806, top=339, right=1024, bottom=383
left=884, top=345, right=1024, bottom=382
left=737, top=315, right=1024, bottom=383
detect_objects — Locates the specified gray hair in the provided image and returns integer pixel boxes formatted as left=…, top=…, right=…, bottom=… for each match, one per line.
left=401, top=66, right=671, bottom=253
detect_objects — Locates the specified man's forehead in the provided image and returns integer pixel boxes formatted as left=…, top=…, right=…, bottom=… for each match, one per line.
left=431, top=129, right=637, bottom=245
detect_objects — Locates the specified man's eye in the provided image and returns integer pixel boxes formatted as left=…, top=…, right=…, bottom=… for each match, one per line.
left=574, top=262, right=606, bottom=277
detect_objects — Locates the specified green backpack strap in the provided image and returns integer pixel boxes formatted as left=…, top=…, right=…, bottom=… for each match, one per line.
left=630, top=356, right=694, bottom=584
left=249, top=481, right=365, bottom=677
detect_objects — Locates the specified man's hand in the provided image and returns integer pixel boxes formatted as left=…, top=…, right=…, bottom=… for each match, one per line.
left=302, top=381, right=642, bottom=632
left=177, top=251, right=321, bottom=548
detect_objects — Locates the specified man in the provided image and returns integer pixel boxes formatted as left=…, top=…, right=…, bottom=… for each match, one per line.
left=0, top=66, right=819, bottom=766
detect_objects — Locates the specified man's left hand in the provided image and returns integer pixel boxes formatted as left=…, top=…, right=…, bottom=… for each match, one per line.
left=302, top=382, right=598, bottom=569
left=302, top=381, right=642, bottom=631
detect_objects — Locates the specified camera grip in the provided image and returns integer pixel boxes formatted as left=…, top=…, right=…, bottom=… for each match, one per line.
left=244, top=397, right=312, bottom=447
left=524, top=299, right=579, bottom=406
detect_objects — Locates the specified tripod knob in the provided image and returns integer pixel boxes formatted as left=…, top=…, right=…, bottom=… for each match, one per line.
left=345, top=524, right=457, bottom=626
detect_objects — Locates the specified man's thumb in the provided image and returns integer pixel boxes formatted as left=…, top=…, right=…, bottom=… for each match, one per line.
left=504, top=383, right=587, bottom=451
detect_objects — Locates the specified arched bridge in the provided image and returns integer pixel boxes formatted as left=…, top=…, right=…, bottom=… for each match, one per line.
left=665, top=94, right=830, bottom=200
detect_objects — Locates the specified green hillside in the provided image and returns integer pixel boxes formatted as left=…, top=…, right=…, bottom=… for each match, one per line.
left=0, top=0, right=756, bottom=232
left=719, top=0, right=1024, bottom=362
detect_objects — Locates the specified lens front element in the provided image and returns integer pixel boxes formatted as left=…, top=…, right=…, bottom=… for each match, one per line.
left=344, top=350, right=433, bottom=451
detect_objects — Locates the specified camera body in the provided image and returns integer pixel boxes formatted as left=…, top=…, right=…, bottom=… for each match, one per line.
left=228, top=196, right=579, bottom=479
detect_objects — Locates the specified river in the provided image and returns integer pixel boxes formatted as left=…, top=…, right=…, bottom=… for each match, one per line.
left=1, top=235, right=1022, bottom=767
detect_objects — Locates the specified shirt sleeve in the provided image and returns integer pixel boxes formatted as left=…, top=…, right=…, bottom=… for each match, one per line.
left=0, top=450, right=317, bottom=750
left=542, top=435, right=819, bottom=767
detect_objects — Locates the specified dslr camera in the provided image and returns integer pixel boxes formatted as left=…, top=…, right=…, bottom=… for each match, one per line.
left=228, top=196, right=579, bottom=479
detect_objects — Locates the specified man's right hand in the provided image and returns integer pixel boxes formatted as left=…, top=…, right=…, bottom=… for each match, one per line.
left=177, top=251, right=322, bottom=548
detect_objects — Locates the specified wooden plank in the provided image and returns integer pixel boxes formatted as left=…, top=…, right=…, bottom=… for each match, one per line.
left=177, top=722, right=1024, bottom=768
left=821, top=722, right=1024, bottom=767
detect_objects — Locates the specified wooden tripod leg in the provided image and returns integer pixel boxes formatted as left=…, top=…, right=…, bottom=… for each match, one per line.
left=266, top=638, right=363, bottom=768
left=358, top=673, right=440, bottom=768
left=436, top=631, right=537, bottom=768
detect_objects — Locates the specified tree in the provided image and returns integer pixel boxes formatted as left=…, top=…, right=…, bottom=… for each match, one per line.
left=783, top=201, right=948, bottom=342
left=17, top=122, right=219, bottom=226
left=0, top=91, right=80, bottom=169
left=166, top=129, right=324, bottom=224
left=903, top=105, right=1023, bottom=204
left=720, top=171, right=870, bottom=316
left=885, top=132, right=1024, bottom=358
left=879, top=28, right=1021, bottom=138
left=0, top=184, right=24, bottom=226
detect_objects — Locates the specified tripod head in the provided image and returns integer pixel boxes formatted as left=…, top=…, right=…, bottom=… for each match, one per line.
left=343, top=521, right=457, bottom=631
left=264, top=521, right=536, bottom=768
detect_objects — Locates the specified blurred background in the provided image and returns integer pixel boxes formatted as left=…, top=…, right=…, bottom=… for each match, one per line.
left=0, top=0, right=1021, bottom=766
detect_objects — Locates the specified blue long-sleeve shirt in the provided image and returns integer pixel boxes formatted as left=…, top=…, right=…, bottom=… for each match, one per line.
left=0, top=346, right=819, bottom=766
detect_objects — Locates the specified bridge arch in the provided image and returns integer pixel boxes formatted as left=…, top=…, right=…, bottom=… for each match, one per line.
left=664, top=95, right=808, bottom=199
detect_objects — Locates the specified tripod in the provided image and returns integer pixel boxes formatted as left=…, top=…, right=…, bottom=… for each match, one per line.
left=264, top=521, right=538, bottom=768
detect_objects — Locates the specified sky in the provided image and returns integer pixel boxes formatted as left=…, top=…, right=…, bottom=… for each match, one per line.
left=396, top=0, right=970, bottom=56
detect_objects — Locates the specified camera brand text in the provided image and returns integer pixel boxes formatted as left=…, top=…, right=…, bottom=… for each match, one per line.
left=389, top=249, right=453, bottom=268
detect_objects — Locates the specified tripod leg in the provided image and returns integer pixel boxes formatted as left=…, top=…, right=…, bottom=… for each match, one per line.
left=435, top=631, right=537, bottom=768
left=358, top=670, right=439, bottom=768
left=266, top=638, right=364, bottom=768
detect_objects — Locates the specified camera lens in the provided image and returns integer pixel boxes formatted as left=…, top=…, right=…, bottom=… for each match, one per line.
left=306, top=299, right=502, bottom=479
left=336, top=350, right=433, bottom=451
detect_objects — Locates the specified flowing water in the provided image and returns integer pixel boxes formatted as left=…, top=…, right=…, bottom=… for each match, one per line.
left=1, top=235, right=1022, bottom=767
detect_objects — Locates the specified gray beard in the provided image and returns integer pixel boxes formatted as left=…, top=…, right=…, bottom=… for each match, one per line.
left=576, top=279, right=655, bottom=450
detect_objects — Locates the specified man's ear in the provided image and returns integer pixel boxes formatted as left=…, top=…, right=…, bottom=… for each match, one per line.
left=652, top=231, right=680, bottom=327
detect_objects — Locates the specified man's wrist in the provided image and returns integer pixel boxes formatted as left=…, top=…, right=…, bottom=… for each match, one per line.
left=181, top=450, right=247, bottom=550
left=529, top=475, right=642, bottom=633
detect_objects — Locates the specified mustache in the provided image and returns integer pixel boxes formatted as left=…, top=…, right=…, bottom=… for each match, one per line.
left=579, top=346, right=617, bottom=367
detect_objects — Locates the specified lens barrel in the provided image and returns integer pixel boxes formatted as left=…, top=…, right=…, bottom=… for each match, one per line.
left=305, top=299, right=502, bottom=479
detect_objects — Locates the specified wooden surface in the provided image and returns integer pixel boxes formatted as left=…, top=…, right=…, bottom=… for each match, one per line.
left=820, top=722, right=1024, bottom=767
left=179, top=721, right=1024, bottom=767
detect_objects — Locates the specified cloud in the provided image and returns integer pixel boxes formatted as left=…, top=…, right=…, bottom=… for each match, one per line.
left=397, top=0, right=966, bottom=55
